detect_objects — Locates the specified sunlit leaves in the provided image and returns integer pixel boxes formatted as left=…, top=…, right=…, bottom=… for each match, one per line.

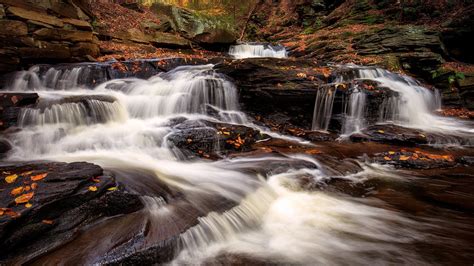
left=31, top=173, right=48, bottom=181
left=15, top=192, right=34, bottom=204
left=5, top=174, right=18, bottom=184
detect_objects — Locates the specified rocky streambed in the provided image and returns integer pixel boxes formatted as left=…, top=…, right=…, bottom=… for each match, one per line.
left=0, top=55, right=473, bottom=265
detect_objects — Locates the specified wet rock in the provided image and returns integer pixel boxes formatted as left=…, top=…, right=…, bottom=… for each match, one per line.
left=167, top=119, right=263, bottom=159
left=350, top=124, right=429, bottom=146
left=18, top=44, right=71, bottom=60
left=0, top=138, right=11, bottom=158
left=441, top=5, right=474, bottom=64
left=0, top=161, right=143, bottom=264
left=372, top=150, right=457, bottom=169
left=0, top=49, right=20, bottom=73
left=0, top=92, right=38, bottom=130
left=215, top=58, right=325, bottom=129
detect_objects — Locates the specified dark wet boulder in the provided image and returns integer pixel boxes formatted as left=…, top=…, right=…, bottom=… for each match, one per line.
left=350, top=124, right=429, bottom=146
left=167, top=119, right=263, bottom=159
left=215, top=58, right=326, bottom=129
left=0, top=138, right=11, bottom=158
left=0, top=92, right=38, bottom=130
left=0, top=161, right=143, bottom=264
left=371, top=150, right=457, bottom=169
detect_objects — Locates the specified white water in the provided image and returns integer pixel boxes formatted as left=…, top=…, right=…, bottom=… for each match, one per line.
left=2, top=64, right=434, bottom=264
left=229, top=44, right=288, bottom=59
left=312, top=66, right=473, bottom=143
left=311, top=86, right=335, bottom=131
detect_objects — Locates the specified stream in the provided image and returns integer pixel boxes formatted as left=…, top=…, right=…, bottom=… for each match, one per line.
left=0, top=46, right=473, bottom=265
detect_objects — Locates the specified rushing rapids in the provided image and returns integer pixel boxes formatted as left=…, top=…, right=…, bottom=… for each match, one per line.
left=1, top=62, right=473, bottom=264
left=229, top=43, right=288, bottom=59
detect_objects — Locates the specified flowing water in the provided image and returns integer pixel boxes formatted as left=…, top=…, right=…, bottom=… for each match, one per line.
left=2, top=63, right=473, bottom=264
left=312, top=66, right=474, bottom=143
left=229, top=43, right=288, bottom=59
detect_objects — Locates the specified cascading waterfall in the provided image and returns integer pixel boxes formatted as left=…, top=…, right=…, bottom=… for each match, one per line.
left=1, top=63, right=442, bottom=264
left=229, top=44, right=288, bottom=59
left=312, top=65, right=473, bottom=141
left=311, top=86, right=336, bottom=131
left=342, top=89, right=367, bottom=135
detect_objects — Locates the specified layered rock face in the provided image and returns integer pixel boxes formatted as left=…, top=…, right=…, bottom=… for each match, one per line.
left=0, top=0, right=98, bottom=73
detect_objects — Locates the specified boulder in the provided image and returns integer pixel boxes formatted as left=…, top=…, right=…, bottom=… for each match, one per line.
left=0, top=161, right=143, bottom=264
left=0, top=4, right=5, bottom=18
left=372, top=150, right=457, bottom=169
left=151, top=32, right=190, bottom=48
left=0, top=20, right=27, bottom=36
left=33, top=28, right=93, bottom=42
left=0, top=92, right=38, bottom=130
left=350, top=124, right=429, bottom=146
left=7, top=6, right=64, bottom=27
left=70, top=42, right=100, bottom=57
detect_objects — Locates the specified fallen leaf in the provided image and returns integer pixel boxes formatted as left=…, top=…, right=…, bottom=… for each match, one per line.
left=388, top=151, right=395, bottom=155
left=21, top=171, right=33, bottom=176
left=10, top=186, right=24, bottom=196
left=384, top=156, right=391, bottom=161
left=305, top=149, right=322, bottom=155
left=15, top=192, right=34, bottom=204
left=5, top=174, right=18, bottom=183
left=31, top=183, right=38, bottom=190
left=42, top=219, right=54, bottom=225
left=31, top=173, right=48, bottom=181
left=399, top=155, right=410, bottom=161
left=377, top=130, right=385, bottom=134
left=88, top=186, right=98, bottom=192
left=107, top=187, right=118, bottom=191
left=25, top=203, right=32, bottom=208
left=25, top=186, right=31, bottom=191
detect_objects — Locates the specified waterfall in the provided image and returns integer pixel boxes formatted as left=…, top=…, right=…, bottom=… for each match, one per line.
left=229, top=44, right=288, bottom=59
left=311, top=86, right=336, bottom=131
left=342, top=89, right=367, bottom=135
left=0, top=63, right=455, bottom=264
left=311, top=65, right=473, bottom=139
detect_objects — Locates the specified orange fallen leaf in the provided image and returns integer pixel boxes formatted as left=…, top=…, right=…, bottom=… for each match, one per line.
left=399, top=155, right=410, bottom=161
left=10, top=186, right=24, bottom=196
left=384, top=156, right=391, bottom=161
left=42, top=219, right=54, bottom=225
left=25, top=186, right=31, bottom=191
left=15, top=192, right=34, bottom=204
left=305, top=149, right=322, bottom=155
left=31, top=183, right=38, bottom=190
left=88, top=186, right=98, bottom=192
left=25, top=203, right=32, bottom=208
left=5, top=174, right=18, bottom=183
left=31, top=173, right=48, bottom=181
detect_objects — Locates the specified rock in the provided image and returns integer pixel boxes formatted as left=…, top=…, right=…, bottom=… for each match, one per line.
left=151, top=32, right=190, bottom=48
left=0, top=161, right=143, bottom=264
left=33, top=28, right=93, bottom=42
left=61, top=18, right=92, bottom=30
left=167, top=119, right=262, bottom=159
left=441, top=5, right=474, bottom=63
left=0, top=92, right=38, bottom=130
left=0, top=138, right=11, bottom=158
left=70, top=42, right=100, bottom=57
left=7, top=6, right=64, bottom=27
left=215, top=58, right=326, bottom=129
left=372, top=150, right=457, bottom=169
left=350, top=124, right=429, bottom=146
left=0, top=49, right=20, bottom=73
left=0, top=20, right=27, bottom=36
left=18, top=44, right=71, bottom=60
left=0, top=4, right=5, bottom=18
left=126, top=28, right=150, bottom=44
